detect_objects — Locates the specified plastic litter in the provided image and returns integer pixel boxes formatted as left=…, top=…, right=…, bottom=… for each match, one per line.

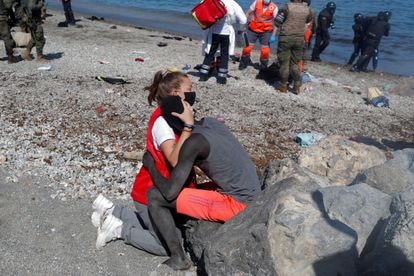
left=98, top=60, right=110, bottom=64
left=135, top=57, right=144, bottom=62
left=38, top=65, right=53, bottom=71
left=300, top=72, right=312, bottom=84
left=97, top=105, right=105, bottom=113
left=182, top=64, right=191, bottom=71
left=367, top=87, right=389, bottom=107
left=95, top=76, right=128, bottom=85
left=295, top=132, right=325, bottom=147
left=157, top=42, right=168, bottom=47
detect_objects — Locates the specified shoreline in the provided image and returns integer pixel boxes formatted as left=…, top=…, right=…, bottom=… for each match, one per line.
left=45, top=4, right=414, bottom=77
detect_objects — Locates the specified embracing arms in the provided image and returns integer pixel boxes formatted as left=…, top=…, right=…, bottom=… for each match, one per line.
left=143, top=133, right=210, bottom=201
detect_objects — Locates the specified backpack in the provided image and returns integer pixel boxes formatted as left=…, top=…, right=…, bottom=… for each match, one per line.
left=191, top=0, right=227, bottom=30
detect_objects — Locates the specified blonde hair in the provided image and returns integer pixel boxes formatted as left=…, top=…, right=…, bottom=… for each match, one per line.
left=145, top=69, right=188, bottom=106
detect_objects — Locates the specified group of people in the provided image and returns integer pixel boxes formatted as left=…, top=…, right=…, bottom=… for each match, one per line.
left=0, top=0, right=76, bottom=64
left=197, top=0, right=337, bottom=95
left=347, top=10, right=391, bottom=72
left=91, top=69, right=262, bottom=270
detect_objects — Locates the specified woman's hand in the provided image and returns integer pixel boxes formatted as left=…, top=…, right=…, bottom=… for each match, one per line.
left=171, top=98, right=194, bottom=126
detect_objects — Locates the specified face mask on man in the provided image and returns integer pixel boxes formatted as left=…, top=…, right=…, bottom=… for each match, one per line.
left=184, top=91, right=196, bottom=106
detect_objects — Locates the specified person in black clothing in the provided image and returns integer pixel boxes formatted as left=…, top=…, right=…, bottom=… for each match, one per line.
left=311, top=1, right=336, bottom=62
left=351, top=11, right=390, bottom=72
left=371, top=10, right=391, bottom=71
left=346, top=13, right=365, bottom=66
left=61, top=0, right=75, bottom=26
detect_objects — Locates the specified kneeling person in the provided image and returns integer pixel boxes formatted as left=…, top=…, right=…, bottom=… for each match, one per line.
left=143, top=96, right=261, bottom=270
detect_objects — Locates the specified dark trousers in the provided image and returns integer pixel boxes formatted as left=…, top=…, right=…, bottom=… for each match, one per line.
left=348, top=40, right=362, bottom=65
left=62, top=0, right=75, bottom=24
left=354, top=39, right=378, bottom=71
left=312, top=29, right=330, bottom=59
left=201, top=34, right=230, bottom=78
left=0, top=19, right=15, bottom=55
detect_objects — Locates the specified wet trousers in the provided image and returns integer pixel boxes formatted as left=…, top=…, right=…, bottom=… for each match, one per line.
left=62, top=0, right=75, bottom=25
left=312, top=29, right=330, bottom=59
left=112, top=200, right=168, bottom=256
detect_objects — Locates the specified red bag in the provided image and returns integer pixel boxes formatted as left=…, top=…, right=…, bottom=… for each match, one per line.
left=191, top=0, right=227, bottom=30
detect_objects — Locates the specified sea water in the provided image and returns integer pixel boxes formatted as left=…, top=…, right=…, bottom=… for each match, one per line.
left=45, top=0, right=414, bottom=76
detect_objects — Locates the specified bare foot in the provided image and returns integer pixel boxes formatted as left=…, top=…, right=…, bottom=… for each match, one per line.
left=163, top=255, right=192, bottom=270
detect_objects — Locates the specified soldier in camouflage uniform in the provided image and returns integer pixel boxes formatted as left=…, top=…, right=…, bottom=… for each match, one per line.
left=0, top=0, right=18, bottom=63
left=274, top=0, right=312, bottom=94
left=20, top=0, right=47, bottom=62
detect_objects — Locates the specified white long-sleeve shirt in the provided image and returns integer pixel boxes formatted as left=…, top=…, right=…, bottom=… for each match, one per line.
left=211, top=0, right=247, bottom=35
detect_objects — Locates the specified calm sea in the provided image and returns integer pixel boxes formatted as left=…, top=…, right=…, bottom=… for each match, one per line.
left=46, top=0, right=414, bottom=76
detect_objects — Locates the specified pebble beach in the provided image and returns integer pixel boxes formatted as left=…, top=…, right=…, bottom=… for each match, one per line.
left=1, top=9, right=414, bottom=275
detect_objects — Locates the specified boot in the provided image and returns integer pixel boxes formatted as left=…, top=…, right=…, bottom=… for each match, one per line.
left=21, top=49, right=32, bottom=61
left=259, top=59, right=268, bottom=69
left=293, top=81, right=301, bottom=95
left=7, top=54, right=18, bottom=64
left=239, top=56, right=251, bottom=70
left=275, top=82, right=288, bottom=93
left=36, top=53, right=48, bottom=63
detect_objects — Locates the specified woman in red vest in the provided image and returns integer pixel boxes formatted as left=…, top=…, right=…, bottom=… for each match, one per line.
left=91, top=69, right=196, bottom=255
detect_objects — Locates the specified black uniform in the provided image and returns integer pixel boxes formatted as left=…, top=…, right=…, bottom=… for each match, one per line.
left=352, top=14, right=389, bottom=72
left=347, top=16, right=365, bottom=65
left=62, top=0, right=75, bottom=25
left=311, top=6, right=335, bottom=61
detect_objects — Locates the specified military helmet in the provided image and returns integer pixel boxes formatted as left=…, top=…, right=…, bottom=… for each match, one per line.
left=354, top=13, right=364, bottom=22
left=326, top=1, right=336, bottom=13
left=384, top=11, right=392, bottom=21
left=377, top=11, right=387, bottom=21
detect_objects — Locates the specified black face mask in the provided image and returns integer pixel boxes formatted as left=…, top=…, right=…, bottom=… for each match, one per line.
left=184, top=91, right=196, bottom=106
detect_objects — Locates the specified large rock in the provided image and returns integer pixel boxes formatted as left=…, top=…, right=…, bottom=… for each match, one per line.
left=185, top=161, right=358, bottom=275
left=298, top=135, right=387, bottom=185
left=358, top=184, right=414, bottom=275
left=319, top=183, right=392, bottom=255
left=352, top=148, right=414, bottom=195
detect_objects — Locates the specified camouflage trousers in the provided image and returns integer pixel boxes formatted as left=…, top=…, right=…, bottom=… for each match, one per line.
left=0, top=19, right=15, bottom=55
left=277, top=35, right=303, bottom=83
left=26, top=21, right=45, bottom=54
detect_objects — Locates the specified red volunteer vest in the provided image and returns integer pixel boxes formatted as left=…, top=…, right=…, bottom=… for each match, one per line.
left=249, top=0, right=277, bottom=33
left=130, top=107, right=176, bottom=205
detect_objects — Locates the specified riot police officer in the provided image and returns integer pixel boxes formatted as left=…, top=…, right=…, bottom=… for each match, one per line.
left=351, top=11, right=390, bottom=72
left=346, top=13, right=364, bottom=66
left=311, top=1, right=336, bottom=62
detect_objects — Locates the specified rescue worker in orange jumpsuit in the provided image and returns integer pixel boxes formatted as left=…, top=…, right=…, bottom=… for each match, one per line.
left=239, top=0, right=278, bottom=70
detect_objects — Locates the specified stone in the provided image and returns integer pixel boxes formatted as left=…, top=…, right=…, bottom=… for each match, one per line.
left=298, top=135, right=387, bottom=186
left=352, top=148, right=414, bottom=195
left=358, top=184, right=414, bottom=275
left=185, top=162, right=358, bottom=275
left=319, top=183, right=392, bottom=255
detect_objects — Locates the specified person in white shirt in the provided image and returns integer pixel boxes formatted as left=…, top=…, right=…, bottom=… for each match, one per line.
left=198, top=0, right=246, bottom=85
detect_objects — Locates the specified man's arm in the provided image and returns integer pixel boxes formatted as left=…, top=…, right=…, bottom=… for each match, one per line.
left=143, top=133, right=210, bottom=201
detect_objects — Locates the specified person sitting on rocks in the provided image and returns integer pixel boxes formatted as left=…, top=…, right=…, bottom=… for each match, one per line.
left=143, top=95, right=261, bottom=270
left=91, top=69, right=196, bottom=256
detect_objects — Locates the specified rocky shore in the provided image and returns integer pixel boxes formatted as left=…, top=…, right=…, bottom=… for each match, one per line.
left=0, top=9, right=413, bottom=275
